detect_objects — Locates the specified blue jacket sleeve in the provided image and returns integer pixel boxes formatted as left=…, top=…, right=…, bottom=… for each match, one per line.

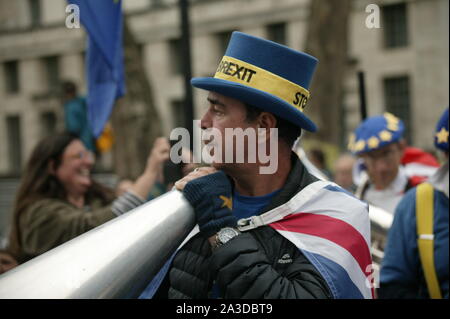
left=379, top=189, right=421, bottom=297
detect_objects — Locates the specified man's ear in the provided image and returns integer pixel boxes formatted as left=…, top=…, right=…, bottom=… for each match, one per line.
left=257, top=112, right=277, bottom=142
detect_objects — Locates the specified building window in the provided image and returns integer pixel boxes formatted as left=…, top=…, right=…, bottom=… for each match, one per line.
left=3, top=61, right=20, bottom=94
left=137, top=44, right=144, bottom=65
left=41, top=111, right=57, bottom=137
left=216, top=31, right=233, bottom=57
left=28, top=0, right=41, bottom=28
left=168, top=38, right=182, bottom=75
left=6, top=115, right=22, bottom=174
left=382, top=3, right=408, bottom=48
left=149, top=0, right=164, bottom=8
left=267, top=23, right=287, bottom=45
left=44, top=56, right=60, bottom=93
left=383, top=76, right=411, bottom=142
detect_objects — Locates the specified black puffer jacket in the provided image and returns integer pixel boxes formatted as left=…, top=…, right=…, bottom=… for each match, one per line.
left=154, top=154, right=333, bottom=299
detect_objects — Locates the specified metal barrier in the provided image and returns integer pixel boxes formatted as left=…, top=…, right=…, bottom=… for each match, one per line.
left=0, top=190, right=194, bottom=299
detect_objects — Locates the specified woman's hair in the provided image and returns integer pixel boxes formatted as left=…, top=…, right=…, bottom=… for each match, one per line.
left=8, top=132, right=115, bottom=259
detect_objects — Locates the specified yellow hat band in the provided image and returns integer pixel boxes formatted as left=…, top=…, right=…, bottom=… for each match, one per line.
left=214, top=56, right=310, bottom=112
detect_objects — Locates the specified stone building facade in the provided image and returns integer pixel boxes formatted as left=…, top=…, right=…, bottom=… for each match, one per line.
left=0, top=0, right=448, bottom=176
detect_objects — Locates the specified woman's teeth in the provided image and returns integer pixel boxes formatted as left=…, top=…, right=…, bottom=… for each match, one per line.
left=79, top=169, right=90, bottom=177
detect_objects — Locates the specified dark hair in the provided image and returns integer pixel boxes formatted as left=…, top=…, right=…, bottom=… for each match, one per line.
left=61, top=80, right=77, bottom=96
left=244, top=103, right=302, bottom=147
left=8, top=132, right=115, bottom=259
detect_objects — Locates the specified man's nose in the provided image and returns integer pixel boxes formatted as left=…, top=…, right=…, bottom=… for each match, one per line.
left=200, top=111, right=212, bottom=130
left=373, top=158, right=389, bottom=172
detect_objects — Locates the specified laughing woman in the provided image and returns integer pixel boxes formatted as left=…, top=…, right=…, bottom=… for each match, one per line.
left=7, top=132, right=170, bottom=263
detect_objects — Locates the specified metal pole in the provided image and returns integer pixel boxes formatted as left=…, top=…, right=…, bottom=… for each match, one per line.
left=0, top=190, right=194, bottom=299
left=357, top=71, right=368, bottom=120
left=179, top=0, right=194, bottom=150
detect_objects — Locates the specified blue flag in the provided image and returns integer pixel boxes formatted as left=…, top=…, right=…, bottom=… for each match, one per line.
left=68, top=0, right=126, bottom=137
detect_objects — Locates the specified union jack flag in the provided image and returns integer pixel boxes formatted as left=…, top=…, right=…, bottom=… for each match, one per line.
left=260, top=180, right=374, bottom=299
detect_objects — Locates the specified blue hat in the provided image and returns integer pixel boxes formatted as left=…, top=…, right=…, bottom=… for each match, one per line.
left=434, top=108, right=449, bottom=152
left=348, top=113, right=405, bottom=155
left=191, top=31, right=318, bottom=132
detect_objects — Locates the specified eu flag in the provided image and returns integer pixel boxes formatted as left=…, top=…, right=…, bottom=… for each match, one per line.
left=67, top=0, right=126, bottom=137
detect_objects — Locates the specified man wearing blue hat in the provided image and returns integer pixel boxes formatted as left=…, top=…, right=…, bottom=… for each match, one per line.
left=349, top=113, right=439, bottom=214
left=140, top=32, right=373, bottom=299
left=379, top=108, right=449, bottom=299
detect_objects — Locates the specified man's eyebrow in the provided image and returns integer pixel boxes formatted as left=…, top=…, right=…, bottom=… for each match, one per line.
left=207, top=97, right=226, bottom=107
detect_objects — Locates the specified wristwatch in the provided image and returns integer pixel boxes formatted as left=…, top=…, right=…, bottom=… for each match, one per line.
left=212, top=227, right=241, bottom=251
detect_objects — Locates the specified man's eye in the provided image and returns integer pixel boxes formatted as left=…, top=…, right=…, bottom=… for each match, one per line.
left=213, top=107, right=224, bottom=115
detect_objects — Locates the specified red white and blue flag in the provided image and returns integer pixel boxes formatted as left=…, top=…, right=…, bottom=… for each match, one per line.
left=261, top=180, right=374, bottom=299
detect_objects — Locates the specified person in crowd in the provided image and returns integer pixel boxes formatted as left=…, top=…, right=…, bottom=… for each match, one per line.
left=61, top=81, right=96, bottom=153
left=115, top=146, right=197, bottom=200
left=308, top=148, right=333, bottom=180
left=348, top=113, right=440, bottom=214
left=333, top=153, right=356, bottom=192
left=379, top=108, right=449, bottom=299
left=7, top=133, right=170, bottom=263
left=115, top=179, right=135, bottom=197
left=140, top=31, right=373, bottom=299
left=0, top=249, right=18, bottom=275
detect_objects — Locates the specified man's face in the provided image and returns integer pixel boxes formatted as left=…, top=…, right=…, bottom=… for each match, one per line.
left=334, top=155, right=355, bottom=191
left=200, top=92, right=258, bottom=171
left=360, top=142, right=405, bottom=190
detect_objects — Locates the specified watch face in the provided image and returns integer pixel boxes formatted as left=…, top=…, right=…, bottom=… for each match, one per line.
left=218, top=228, right=239, bottom=244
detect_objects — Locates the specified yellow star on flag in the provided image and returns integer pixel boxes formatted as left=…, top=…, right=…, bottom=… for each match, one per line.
left=219, top=195, right=233, bottom=210
left=384, top=112, right=399, bottom=124
left=384, top=113, right=400, bottom=131
left=368, top=136, right=380, bottom=149
left=354, top=140, right=366, bottom=152
left=348, top=133, right=356, bottom=150
left=379, top=130, right=393, bottom=142
left=387, top=122, right=399, bottom=131
left=436, top=127, right=449, bottom=144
